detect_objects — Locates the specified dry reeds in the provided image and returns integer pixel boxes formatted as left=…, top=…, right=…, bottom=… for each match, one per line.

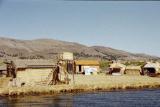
left=1, top=74, right=160, bottom=96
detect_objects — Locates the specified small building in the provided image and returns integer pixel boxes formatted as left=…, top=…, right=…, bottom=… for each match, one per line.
left=125, top=66, right=142, bottom=75
left=109, top=63, right=126, bottom=75
left=75, top=60, right=100, bottom=75
left=14, top=59, right=56, bottom=85
left=143, top=62, right=160, bottom=76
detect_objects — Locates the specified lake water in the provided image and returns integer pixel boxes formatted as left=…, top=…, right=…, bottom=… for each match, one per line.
left=1, top=89, right=160, bottom=107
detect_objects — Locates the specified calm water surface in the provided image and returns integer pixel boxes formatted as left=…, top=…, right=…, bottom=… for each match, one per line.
left=0, top=89, right=160, bottom=107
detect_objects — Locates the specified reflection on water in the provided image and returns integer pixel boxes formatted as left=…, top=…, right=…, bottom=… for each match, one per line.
left=1, top=89, right=160, bottom=107
left=0, top=94, right=73, bottom=107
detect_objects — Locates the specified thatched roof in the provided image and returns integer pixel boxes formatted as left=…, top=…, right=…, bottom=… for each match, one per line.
left=144, top=62, right=159, bottom=69
left=144, top=62, right=159, bottom=68
left=75, top=60, right=99, bottom=66
left=143, top=62, right=160, bottom=71
left=109, top=63, right=126, bottom=69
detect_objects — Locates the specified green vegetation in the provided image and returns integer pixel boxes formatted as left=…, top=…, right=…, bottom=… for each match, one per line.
left=99, top=60, right=111, bottom=70
left=0, top=60, right=4, bottom=66
left=124, top=61, right=145, bottom=66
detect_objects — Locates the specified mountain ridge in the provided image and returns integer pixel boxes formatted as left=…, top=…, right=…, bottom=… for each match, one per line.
left=0, top=37, right=159, bottom=61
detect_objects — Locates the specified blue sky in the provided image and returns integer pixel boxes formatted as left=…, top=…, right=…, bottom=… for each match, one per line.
left=0, top=0, right=160, bottom=56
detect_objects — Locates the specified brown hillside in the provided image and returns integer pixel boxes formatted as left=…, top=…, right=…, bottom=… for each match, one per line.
left=0, top=37, right=159, bottom=61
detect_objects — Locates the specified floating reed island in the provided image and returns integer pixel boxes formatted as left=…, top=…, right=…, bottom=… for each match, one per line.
left=1, top=75, right=160, bottom=96
left=0, top=58, right=160, bottom=96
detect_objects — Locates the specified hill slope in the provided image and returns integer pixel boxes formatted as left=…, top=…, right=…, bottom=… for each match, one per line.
left=0, top=37, right=159, bottom=61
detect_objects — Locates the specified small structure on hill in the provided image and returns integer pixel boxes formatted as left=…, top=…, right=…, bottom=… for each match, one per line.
left=142, top=62, right=160, bottom=76
left=125, top=66, right=142, bottom=75
left=109, top=62, right=126, bottom=75
left=75, top=60, right=100, bottom=75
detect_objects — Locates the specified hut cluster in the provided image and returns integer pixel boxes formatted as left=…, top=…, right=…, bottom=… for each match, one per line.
left=0, top=52, right=160, bottom=88
left=109, top=61, right=160, bottom=76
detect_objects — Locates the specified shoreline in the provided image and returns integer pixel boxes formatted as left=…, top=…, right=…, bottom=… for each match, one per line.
left=1, top=87, right=160, bottom=98
left=1, top=84, right=160, bottom=97
left=1, top=75, right=160, bottom=97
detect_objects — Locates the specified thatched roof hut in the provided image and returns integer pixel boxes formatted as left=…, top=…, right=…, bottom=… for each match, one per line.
left=109, top=63, right=126, bottom=75
left=143, top=62, right=160, bottom=76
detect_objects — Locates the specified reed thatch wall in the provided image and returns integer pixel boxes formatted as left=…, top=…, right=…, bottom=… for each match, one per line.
left=125, top=69, right=141, bottom=75
left=17, top=68, right=52, bottom=85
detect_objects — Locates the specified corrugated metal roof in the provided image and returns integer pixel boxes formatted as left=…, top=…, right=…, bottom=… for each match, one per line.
left=14, top=59, right=56, bottom=68
left=27, top=65, right=56, bottom=68
left=75, top=60, right=99, bottom=66
left=0, top=64, right=6, bottom=70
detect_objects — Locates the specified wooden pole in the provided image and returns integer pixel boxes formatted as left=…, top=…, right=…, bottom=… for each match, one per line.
left=72, top=60, right=75, bottom=85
